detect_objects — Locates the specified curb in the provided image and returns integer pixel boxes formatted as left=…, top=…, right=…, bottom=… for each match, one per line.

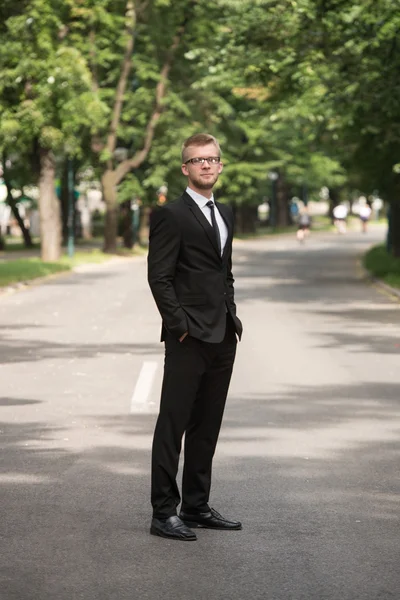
left=368, top=276, right=400, bottom=300
left=360, top=265, right=400, bottom=301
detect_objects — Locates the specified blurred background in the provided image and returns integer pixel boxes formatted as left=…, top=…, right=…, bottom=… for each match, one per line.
left=0, top=0, right=399, bottom=274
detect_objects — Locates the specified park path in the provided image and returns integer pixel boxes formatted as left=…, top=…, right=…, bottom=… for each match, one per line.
left=0, top=226, right=399, bottom=600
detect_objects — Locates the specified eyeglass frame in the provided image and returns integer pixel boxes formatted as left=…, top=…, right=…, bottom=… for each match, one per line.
left=184, top=156, right=221, bottom=166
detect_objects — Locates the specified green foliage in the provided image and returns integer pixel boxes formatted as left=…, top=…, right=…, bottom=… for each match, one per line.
left=0, top=257, right=70, bottom=286
left=0, top=0, right=107, bottom=156
left=1, top=0, right=400, bottom=245
left=117, top=174, right=144, bottom=204
left=364, top=244, right=400, bottom=289
left=0, top=249, right=113, bottom=287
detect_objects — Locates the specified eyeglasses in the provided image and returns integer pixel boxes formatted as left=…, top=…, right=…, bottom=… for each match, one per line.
left=185, top=157, right=221, bottom=166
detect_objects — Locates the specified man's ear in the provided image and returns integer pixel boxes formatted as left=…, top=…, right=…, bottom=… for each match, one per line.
left=218, top=162, right=223, bottom=174
left=182, top=163, right=189, bottom=176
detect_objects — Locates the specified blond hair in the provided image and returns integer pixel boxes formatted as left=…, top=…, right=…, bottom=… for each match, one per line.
left=181, top=133, right=221, bottom=163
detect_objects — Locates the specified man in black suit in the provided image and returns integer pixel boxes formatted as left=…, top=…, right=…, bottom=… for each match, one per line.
left=147, top=133, right=243, bottom=541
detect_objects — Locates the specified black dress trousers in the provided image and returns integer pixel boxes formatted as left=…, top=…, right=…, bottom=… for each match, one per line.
left=151, top=314, right=237, bottom=519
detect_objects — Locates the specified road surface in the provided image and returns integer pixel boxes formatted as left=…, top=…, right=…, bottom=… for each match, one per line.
left=1, top=227, right=399, bottom=600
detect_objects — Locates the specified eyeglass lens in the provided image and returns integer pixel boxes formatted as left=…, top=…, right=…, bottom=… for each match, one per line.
left=186, top=157, right=220, bottom=165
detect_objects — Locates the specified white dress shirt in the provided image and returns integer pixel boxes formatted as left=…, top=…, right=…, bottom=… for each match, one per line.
left=186, top=187, right=228, bottom=255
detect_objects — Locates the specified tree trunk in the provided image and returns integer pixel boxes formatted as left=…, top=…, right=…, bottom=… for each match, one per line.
left=241, top=204, right=257, bottom=233
left=60, top=160, right=69, bottom=244
left=139, top=206, right=151, bottom=245
left=2, top=170, right=34, bottom=248
left=389, top=200, right=400, bottom=257
left=102, top=169, right=118, bottom=253
left=8, top=196, right=34, bottom=248
left=230, top=202, right=257, bottom=234
left=39, top=148, right=62, bottom=261
left=276, top=174, right=290, bottom=227
left=329, top=188, right=340, bottom=222
left=96, top=2, right=189, bottom=252
left=121, top=201, right=133, bottom=248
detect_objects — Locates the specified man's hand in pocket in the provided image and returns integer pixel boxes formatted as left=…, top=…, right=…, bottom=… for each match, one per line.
left=179, top=331, right=188, bottom=342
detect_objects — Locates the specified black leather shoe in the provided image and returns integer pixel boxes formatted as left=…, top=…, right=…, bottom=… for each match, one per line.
left=150, top=515, right=197, bottom=541
left=179, top=508, right=242, bottom=530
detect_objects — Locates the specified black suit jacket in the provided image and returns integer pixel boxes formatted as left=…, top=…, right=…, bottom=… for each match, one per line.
left=148, top=191, right=243, bottom=343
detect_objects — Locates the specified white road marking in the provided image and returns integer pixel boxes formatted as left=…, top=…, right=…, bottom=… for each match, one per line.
left=130, top=361, right=158, bottom=413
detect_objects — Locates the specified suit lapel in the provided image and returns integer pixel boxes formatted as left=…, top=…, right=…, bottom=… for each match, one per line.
left=183, top=192, right=221, bottom=258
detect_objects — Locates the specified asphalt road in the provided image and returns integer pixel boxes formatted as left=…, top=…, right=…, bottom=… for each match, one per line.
left=1, top=226, right=399, bottom=600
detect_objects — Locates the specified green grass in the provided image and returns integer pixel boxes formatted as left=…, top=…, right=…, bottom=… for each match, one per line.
left=0, top=249, right=116, bottom=288
left=0, top=258, right=71, bottom=287
left=0, top=244, right=148, bottom=288
left=363, top=244, right=400, bottom=289
left=58, top=249, right=114, bottom=267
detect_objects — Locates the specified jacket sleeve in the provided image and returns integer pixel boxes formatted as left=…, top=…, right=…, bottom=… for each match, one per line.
left=147, top=207, right=188, bottom=338
left=226, top=253, right=237, bottom=312
left=225, top=208, right=243, bottom=339
left=225, top=205, right=237, bottom=311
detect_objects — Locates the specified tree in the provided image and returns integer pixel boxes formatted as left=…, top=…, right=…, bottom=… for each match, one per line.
left=207, top=0, right=400, bottom=243
left=141, top=0, right=346, bottom=230
left=2, top=152, right=34, bottom=248
left=2, top=0, right=399, bottom=253
left=0, top=0, right=106, bottom=260
left=64, top=0, right=211, bottom=252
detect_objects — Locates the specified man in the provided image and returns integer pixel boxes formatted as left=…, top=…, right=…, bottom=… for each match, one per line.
left=147, top=133, right=243, bottom=541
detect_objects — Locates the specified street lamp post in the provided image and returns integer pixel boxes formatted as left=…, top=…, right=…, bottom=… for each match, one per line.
left=268, top=171, right=278, bottom=228
left=67, top=158, right=75, bottom=258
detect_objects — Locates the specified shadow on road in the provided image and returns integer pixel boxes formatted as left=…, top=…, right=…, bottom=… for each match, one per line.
left=1, top=375, right=400, bottom=598
left=0, top=337, right=161, bottom=365
left=1, top=232, right=399, bottom=599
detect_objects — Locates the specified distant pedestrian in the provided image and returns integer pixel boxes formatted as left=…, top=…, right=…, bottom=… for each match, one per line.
left=290, top=200, right=300, bottom=222
left=359, top=203, right=372, bottom=233
left=147, top=133, right=243, bottom=541
left=296, top=208, right=311, bottom=242
left=333, top=204, right=348, bottom=234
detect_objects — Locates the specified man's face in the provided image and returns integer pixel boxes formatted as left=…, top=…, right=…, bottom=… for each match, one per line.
left=181, top=143, right=223, bottom=193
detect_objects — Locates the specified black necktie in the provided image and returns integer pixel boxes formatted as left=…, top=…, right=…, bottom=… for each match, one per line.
left=206, top=200, right=221, bottom=255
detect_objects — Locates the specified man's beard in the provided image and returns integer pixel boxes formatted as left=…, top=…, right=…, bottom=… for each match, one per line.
left=191, top=173, right=219, bottom=189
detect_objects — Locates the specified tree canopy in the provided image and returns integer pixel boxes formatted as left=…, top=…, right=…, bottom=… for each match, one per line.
left=1, top=0, right=399, bottom=255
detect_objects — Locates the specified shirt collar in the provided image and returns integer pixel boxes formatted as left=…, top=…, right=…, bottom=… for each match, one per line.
left=186, top=186, right=214, bottom=208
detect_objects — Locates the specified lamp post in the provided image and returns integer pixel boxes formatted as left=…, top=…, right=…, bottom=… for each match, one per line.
left=67, top=157, right=75, bottom=258
left=268, top=171, right=278, bottom=228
